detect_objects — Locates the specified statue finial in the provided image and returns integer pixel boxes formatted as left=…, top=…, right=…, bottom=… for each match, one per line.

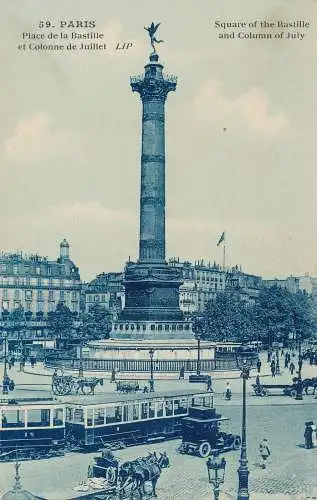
left=144, top=22, right=164, bottom=53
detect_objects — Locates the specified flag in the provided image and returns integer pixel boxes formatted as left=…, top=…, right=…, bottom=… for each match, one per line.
left=217, top=231, right=225, bottom=247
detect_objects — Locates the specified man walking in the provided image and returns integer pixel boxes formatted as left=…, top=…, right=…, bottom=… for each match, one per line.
left=256, top=359, right=262, bottom=374
left=304, top=421, right=313, bottom=449
left=270, top=359, right=276, bottom=377
left=259, top=438, right=271, bottom=469
left=289, top=361, right=295, bottom=376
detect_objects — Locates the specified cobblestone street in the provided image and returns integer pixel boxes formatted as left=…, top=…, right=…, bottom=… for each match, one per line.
left=0, top=358, right=317, bottom=499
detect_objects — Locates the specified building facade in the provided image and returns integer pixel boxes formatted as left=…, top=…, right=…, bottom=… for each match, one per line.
left=169, top=258, right=262, bottom=312
left=0, top=239, right=81, bottom=316
left=84, top=272, right=124, bottom=319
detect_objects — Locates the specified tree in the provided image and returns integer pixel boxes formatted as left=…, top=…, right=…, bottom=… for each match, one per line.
left=81, top=303, right=112, bottom=341
left=47, top=302, right=74, bottom=349
left=253, top=286, right=314, bottom=347
left=203, top=291, right=254, bottom=342
left=290, top=290, right=314, bottom=346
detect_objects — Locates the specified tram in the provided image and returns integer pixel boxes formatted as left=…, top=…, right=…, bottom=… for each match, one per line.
left=65, top=389, right=213, bottom=450
left=0, top=398, right=66, bottom=461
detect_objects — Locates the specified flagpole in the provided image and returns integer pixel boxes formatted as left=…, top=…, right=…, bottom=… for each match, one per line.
left=223, top=244, right=225, bottom=270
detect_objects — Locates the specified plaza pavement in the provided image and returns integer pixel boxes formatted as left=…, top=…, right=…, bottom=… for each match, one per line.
left=1, top=353, right=317, bottom=499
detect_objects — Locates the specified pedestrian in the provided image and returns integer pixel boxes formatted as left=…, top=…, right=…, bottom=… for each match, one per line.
left=311, top=422, right=317, bottom=448
left=179, top=365, right=185, bottom=380
left=259, top=438, right=271, bottom=469
left=289, top=361, right=295, bottom=376
left=281, top=348, right=284, bottom=357
left=206, top=376, right=212, bottom=392
left=143, top=385, right=149, bottom=393
left=256, top=359, right=262, bottom=374
left=11, top=355, right=15, bottom=367
left=110, top=368, right=116, bottom=383
left=304, top=421, right=313, bottom=449
left=225, top=382, right=232, bottom=400
left=270, top=360, right=276, bottom=377
left=255, top=374, right=260, bottom=386
left=30, top=356, right=35, bottom=368
left=284, top=353, right=289, bottom=368
left=298, top=357, right=303, bottom=374
left=267, top=348, right=272, bottom=363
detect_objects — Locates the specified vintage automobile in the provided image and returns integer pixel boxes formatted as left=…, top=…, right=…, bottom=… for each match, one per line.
left=178, top=406, right=241, bottom=458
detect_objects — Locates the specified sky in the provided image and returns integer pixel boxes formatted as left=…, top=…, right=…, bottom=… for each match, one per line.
left=1, top=0, right=317, bottom=282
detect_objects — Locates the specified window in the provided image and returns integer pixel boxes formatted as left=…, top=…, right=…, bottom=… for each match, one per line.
left=53, top=408, right=64, bottom=426
left=106, top=405, right=122, bottom=424
left=49, top=290, right=54, bottom=301
left=93, top=408, right=105, bottom=426
left=174, top=398, right=188, bottom=415
left=123, top=404, right=136, bottom=422
left=141, top=402, right=148, bottom=420
left=101, top=294, right=105, bottom=302
left=60, top=291, right=65, bottom=300
left=3, top=289, right=8, bottom=300
left=94, top=295, right=100, bottom=302
left=37, top=278, right=41, bottom=287
left=72, top=291, right=77, bottom=300
left=1, top=409, right=25, bottom=428
left=86, top=409, right=94, bottom=426
left=36, top=267, right=41, bottom=275
left=26, top=277, right=30, bottom=286
left=14, top=289, right=20, bottom=300
left=148, top=402, right=155, bottom=418
left=0, top=264, right=7, bottom=273
left=37, top=290, right=44, bottom=301
left=14, top=277, right=19, bottom=286
left=13, top=265, right=18, bottom=275
left=66, top=407, right=84, bottom=423
left=26, top=409, right=50, bottom=427
left=156, top=401, right=164, bottom=418
left=165, top=400, right=173, bottom=416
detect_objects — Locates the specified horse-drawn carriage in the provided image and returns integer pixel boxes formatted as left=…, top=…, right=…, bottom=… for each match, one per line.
left=51, top=369, right=103, bottom=396
left=116, top=381, right=140, bottom=394
left=252, top=377, right=317, bottom=398
left=87, top=448, right=169, bottom=499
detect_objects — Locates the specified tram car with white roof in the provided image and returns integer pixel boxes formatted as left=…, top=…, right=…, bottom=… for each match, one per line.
left=0, top=398, right=65, bottom=461
left=65, top=389, right=213, bottom=450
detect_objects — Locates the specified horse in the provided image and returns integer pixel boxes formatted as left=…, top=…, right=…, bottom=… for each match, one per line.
left=76, top=377, right=103, bottom=395
left=118, top=452, right=169, bottom=498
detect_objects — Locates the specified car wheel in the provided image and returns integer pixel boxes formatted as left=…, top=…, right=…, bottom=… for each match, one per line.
left=198, top=442, right=211, bottom=458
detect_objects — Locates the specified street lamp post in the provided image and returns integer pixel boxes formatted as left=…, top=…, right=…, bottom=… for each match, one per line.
left=78, top=343, right=84, bottom=378
left=235, top=339, right=255, bottom=500
left=206, top=453, right=226, bottom=500
left=295, top=333, right=303, bottom=400
left=272, top=341, right=280, bottom=375
left=2, top=330, right=9, bottom=395
left=149, top=349, right=155, bottom=392
left=196, top=332, right=201, bottom=376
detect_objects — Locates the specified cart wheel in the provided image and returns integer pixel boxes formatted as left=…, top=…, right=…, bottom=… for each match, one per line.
left=106, top=466, right=117, bottom=485
left=198, top=442, right=211, bottom=458
left=232, top=436, right=241, bottom=450
left=291, top=389, right=297, bottom=399
left=261, top=388, right=268, bottom=397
